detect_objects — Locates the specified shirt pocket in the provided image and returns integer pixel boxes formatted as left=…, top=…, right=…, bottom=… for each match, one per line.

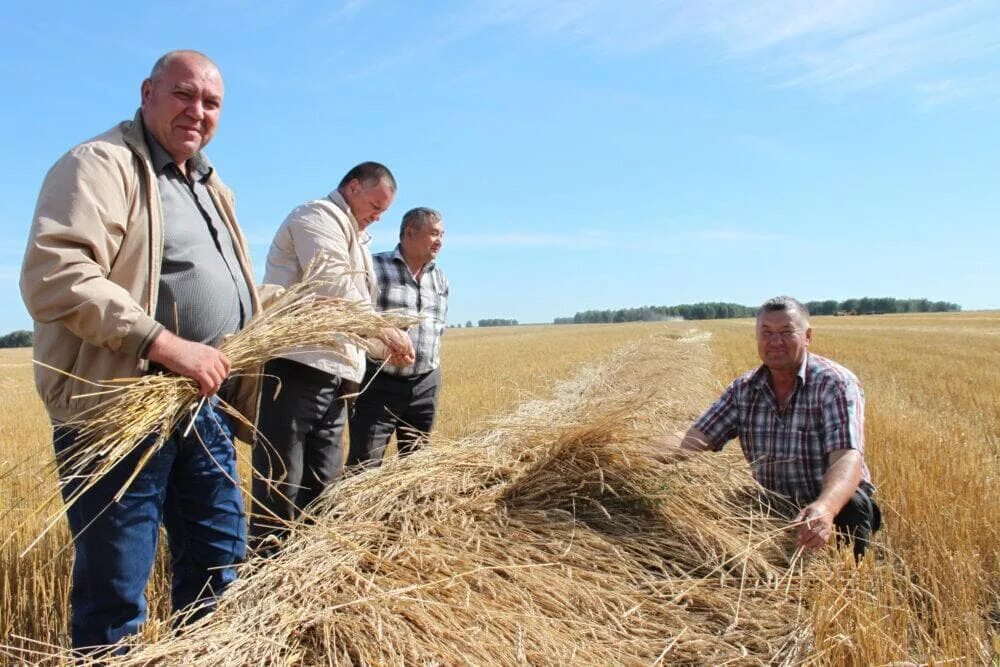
left=386, top=284, right=409, bottom=310
left=792, top=406, right=822, bottom=435
left=789, top=408, right=825, bottom=468
left=425, top=286, right=448, bottom=324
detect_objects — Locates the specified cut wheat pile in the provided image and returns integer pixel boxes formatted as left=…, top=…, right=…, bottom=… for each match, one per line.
left=23, top=259, right=418, bottom=552
left=65, top=330, right=825, bottom=666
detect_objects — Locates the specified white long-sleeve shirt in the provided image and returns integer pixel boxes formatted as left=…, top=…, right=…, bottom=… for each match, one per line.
left=263, top=190, right=380, bottom=382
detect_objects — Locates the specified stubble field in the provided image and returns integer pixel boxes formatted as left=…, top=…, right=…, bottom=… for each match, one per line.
left=1, top=313, right=997, bottom=664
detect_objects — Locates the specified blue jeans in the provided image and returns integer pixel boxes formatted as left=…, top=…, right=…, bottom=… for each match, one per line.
left=53, top=397, right=246, bottom=653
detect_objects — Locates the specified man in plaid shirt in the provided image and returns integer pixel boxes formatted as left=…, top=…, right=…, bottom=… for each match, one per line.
left=667, top=296, right=880, bottom=558
left=348, top=207, right=448, bottom=468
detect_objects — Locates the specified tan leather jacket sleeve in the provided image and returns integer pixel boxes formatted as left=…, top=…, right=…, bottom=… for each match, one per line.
left=20, top=144, right=162, bottom=357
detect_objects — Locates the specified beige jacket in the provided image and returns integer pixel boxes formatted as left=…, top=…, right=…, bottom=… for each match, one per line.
left=21, top=112, right=262, bottom=425
left=263, top=191, right=384, bottom=383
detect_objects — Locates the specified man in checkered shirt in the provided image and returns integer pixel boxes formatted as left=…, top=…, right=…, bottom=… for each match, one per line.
left=348, top=207, right=448, bottom=468
left=667, top=295, right=881, bottom=558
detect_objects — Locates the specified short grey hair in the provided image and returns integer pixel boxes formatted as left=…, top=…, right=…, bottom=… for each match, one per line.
left=149, top=50, right=217, bottom=81
left=399, top=207, right=442, bottom=240
left=758, top=295, right=810, bottom=325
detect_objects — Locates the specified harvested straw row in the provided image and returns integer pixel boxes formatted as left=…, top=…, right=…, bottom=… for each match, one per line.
left=87, top=328, right=826, bottom=666
left=27, top=256, right=419, bottom=550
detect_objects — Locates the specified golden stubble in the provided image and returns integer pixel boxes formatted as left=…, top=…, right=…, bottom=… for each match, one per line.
left=0, top=312, right=997, bottom=663
left=696, top=312, right=1000, bottom=664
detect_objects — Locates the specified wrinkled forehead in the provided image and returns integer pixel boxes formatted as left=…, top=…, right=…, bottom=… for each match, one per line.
left=757, top=308, right=808, bottom=329
left=358, top=179, right=394, bottom=198
left=158, top=56, right=224, bottom=93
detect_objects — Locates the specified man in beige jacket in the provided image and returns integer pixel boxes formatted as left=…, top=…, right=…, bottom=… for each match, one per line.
left=21, top=51, right=257, bottom=654
left=250, top=162, right=414, bottom=551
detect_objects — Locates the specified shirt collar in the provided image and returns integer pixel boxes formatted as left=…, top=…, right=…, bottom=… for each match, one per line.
left=391, top=243, right=435, bottom=272
left=752, top=353, right=810, bottom=389
left=143, top=127, right=213, bottom=182
left=797, top=352, right=810, bottom=384
left=327, top=189, right=365, bottom=240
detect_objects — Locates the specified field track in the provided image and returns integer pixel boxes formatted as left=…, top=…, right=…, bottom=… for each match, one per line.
left=72, top=327, right=818, bottom=665
left=1, top=314, right=998, bottom=663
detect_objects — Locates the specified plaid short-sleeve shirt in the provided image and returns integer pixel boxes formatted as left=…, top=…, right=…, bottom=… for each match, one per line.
left=694, top=353, right=873, bottom=504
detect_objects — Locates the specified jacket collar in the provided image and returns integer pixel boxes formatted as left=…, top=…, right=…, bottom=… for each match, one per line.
left=143, top=126, right=213, bottom=181
left=123, top=109, right=153, bottom=164
left=124, top=110, right=215, bottom=184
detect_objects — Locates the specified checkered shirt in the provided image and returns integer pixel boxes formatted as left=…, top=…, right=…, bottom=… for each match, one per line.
left=694, top=353, right=873, bottom=504
left=371, top=246, right=448, bottom=377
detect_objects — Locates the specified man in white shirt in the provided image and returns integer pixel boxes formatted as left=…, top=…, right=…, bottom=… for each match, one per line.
left=250, top=162, right=414, bottom=552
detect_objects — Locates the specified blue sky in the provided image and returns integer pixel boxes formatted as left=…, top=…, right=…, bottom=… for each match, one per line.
left=2, top=1, right=998, bottom=330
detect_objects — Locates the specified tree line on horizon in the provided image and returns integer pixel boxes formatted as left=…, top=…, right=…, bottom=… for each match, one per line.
left=0, top=330, right=32, bottom=348
left=478, top=318, right=519, bottom=327
left=0, top=296, right=962, bottom=344
left=803, top=297, right=959, bottom=316
left=553, top=297, right=960, bottom=325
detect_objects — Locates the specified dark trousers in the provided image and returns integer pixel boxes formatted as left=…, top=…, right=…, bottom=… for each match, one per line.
left=250, top=357, right=347, bottom=547
left=53, top=398, right=245, bottom=654
left=348, top=365, right=441, bottom=470
left=832, top=485, right=882, bottom=559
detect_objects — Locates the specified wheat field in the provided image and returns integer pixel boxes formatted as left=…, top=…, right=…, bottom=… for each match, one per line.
left=1, top=313, right=997, bottom=663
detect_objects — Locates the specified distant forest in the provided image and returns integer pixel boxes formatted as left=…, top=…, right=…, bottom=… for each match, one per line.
left=554, top=297, right=960, bottom=324
left=1, top=297, right=963, bottom=344
left=0, top=330, right=32, bottom=348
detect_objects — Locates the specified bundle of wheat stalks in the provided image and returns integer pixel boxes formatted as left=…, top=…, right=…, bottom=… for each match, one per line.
left=102, top=333, right=823, bottom=666
left=30, top=259, right=418, bottom=549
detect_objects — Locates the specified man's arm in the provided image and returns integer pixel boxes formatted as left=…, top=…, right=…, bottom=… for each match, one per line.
left=24, top=147, right=235, bottom=396
left=793, top=448, right=863, bottom=550
left=286, top=203, right=370, bottom=303
left=21, top=145, right=161, bottom=356
left=649, top=426, right=714, bottom=453
left=649, top=381, right=741, bottom=461
left=794, top=373, right=867, bottom=550
left=286, top=204, right=414, bottom=366
left=678, top=426, right=714, bottom=451
left=377, top=326, right=415, bottom=366
left=646, top=426, right=716, bottom=464
left=367, top=250, right=415, bottom=366
left=146, top=330, right=231, bottom=396
left=255, top=283, right=286, bottom=311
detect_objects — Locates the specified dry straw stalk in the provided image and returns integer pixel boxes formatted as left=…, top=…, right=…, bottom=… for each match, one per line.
left=91, top=330, right=826, bottom=666
left=26, top=256, right=418, bottom=552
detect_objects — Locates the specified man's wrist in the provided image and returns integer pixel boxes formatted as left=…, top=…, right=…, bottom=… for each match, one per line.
left=123, top=316, right=164, bottom=358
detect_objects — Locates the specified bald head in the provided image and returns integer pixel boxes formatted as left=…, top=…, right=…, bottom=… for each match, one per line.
left=141, top=51, right=224, bottom=168
left=148, top=50, right=220, bottom=83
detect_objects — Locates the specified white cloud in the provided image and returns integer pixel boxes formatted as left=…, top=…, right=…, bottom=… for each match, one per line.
left=464, top=0, right=1000, bottom=104
left=914, top=71, right=1000, bottom=109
